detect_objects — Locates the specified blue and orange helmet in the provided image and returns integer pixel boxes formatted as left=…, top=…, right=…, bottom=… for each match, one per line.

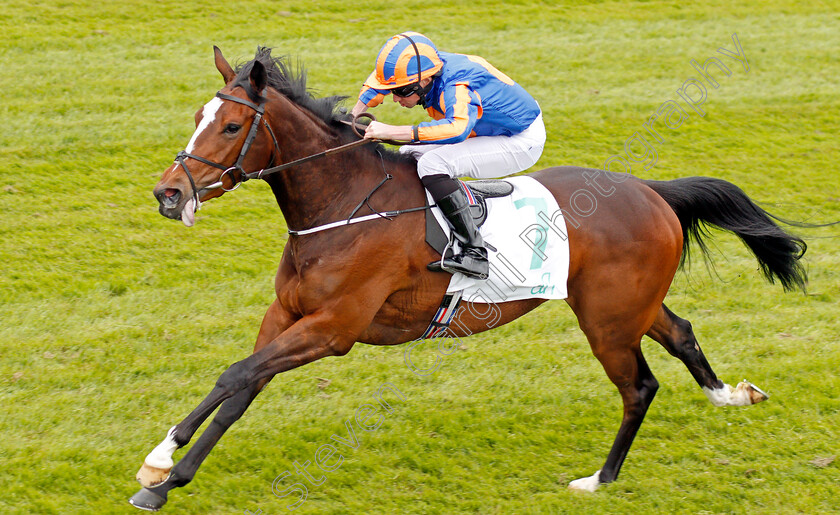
left=369, top=32, right=444, bottom=90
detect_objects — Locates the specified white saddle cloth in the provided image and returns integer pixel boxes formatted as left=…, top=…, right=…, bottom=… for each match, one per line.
left=427, top=176, right=570, bottom=304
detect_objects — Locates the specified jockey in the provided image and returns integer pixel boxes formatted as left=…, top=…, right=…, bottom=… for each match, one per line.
left=351, top=32, right=545, bottom=280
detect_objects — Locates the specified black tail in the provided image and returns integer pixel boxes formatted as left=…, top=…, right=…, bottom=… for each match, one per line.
left=645, top=177, right=807, bottom=292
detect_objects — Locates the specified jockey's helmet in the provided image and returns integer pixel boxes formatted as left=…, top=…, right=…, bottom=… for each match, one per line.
left=370, top=32, right=443, bottom=95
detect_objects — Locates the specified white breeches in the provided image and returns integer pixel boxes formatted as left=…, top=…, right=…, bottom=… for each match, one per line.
left=400, top=113, right=546, bottom=180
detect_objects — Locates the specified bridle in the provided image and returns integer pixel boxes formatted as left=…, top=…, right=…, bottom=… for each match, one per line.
left=173, top=89, right=389, bottom=205
left=172, top=87, right=424, bottom=235
left=174, top=89, right=281, bottom=206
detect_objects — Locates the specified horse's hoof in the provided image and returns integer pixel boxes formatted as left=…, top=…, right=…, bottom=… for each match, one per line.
left=703, top=380, right=770, bottom=406
left=136, top=462, right=172, bottom=488
left=129, top=487, right=167, bottom=511
left=568, top=469, right=601, bottom=492
left=737, top=380, right=769, bottom=404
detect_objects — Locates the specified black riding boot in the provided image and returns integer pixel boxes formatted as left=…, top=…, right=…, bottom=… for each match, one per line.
left=427, top=188, right=489, bottom=280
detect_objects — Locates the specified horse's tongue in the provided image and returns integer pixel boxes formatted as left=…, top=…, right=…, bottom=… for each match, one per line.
left=181, top=198, right=196, bottom=227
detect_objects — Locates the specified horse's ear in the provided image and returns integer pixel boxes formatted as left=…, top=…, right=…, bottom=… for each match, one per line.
left=250, top=60, right=267, bottom=93
left=214, top=46, right=236, bottom=84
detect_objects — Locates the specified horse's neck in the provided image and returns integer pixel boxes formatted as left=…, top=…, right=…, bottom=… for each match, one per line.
left=264, top=96, right=417, bottom=232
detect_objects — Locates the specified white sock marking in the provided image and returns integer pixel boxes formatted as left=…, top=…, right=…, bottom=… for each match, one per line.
left=703, top=381, right=763, bottom=407
left=569, top=469, right=601, bottom=492
left=144, top=426, right=179, bottom=469
left=703, top=385, right=732, bottom=407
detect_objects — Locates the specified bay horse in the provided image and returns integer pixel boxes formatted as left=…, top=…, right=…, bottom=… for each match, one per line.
left=131, top=47, right=807, bottom=510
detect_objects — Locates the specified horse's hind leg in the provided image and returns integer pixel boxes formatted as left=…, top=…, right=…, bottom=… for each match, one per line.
left=645, top=304, right=769, bottom=407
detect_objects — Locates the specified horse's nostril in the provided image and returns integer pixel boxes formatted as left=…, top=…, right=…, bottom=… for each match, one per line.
left=157, top=188, right=182, bottom=208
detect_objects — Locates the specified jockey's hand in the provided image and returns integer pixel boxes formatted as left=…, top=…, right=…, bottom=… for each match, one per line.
left=363, top=121, right=390, bottom=140
left=364, top=121, right=413, bottom=141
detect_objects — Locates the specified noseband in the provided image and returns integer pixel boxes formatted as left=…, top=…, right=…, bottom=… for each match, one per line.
left=174, top=90, right=281, bottom=204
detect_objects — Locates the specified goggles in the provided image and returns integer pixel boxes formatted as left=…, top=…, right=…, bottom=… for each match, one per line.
left=390, top=82, right=424, bottom=98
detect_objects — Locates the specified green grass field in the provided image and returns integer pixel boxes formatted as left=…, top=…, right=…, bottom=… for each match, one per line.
left=1, top=1, right=838, bottom=513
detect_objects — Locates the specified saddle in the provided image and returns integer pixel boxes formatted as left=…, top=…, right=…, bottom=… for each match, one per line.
left=425, top=179, right=515, bottom=255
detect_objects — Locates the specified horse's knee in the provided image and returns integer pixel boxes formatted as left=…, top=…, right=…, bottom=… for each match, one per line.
left=215, top=360, right=252, bottom=394
left=213, top=385, right=260, bottom=427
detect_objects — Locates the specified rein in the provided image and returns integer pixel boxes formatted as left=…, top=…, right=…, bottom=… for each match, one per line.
left=242, top=113, right=407, bottom=181
left=243, top=137, right=372, bottom=181
left=175, top=92, right=432, bottom=235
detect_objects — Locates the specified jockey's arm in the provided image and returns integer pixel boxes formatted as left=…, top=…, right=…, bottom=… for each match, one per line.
left=350, top=99, right=368, bottom=118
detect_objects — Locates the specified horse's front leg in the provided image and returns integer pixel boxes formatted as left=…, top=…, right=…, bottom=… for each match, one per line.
left=130, top=299, right=365, bottom=510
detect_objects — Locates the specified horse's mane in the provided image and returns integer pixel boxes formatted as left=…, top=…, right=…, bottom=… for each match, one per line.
left=232, top=47, right=409, bottom=163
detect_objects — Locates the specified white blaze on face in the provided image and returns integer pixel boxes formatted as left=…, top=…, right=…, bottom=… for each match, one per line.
left=174, top=96, right=223, bottom=227
left=186, top=96, right=224, bottom=153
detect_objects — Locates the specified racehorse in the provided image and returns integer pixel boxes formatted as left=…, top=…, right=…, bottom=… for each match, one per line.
left=130, top=46, right=807, bottom=510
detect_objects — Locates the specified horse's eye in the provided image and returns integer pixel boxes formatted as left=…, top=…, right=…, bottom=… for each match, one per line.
left=224, top=123, right=241, bottom=135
